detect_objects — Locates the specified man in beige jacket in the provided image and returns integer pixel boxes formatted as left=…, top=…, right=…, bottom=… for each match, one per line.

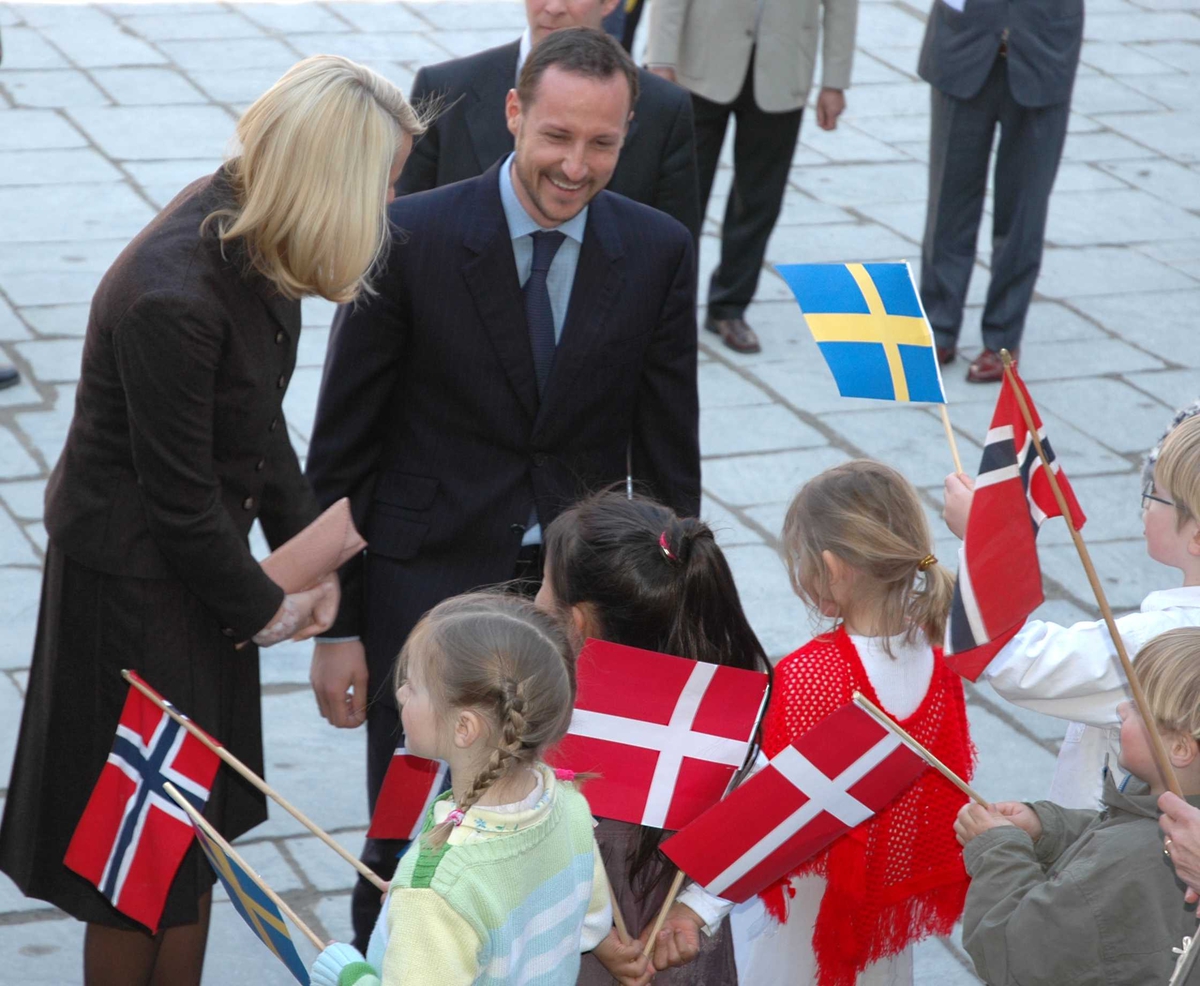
left=648, top=0, right=858, bottom=354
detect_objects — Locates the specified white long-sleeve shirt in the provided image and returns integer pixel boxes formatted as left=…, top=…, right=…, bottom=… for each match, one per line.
left=983, top=585, right=1200, bottom=809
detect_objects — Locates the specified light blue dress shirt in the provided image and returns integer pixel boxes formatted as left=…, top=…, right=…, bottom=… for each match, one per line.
left=497, top=153, right=589, bottom=545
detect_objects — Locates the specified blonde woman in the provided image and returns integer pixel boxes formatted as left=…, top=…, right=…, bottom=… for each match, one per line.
left=0, top=56, right=423, bottom=986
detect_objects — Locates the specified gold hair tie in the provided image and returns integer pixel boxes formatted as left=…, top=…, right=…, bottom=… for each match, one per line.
left=918, top=554, right=937, bottom=572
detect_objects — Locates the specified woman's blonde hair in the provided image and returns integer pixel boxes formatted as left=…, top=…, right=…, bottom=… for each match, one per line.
left=395, top=593, right=576, bottom=850
left=1155, top=415, right=1200, bottom=529
left=781, top=459, right=955, bottom=654
left=1136, top=628, right=1200, bottom=739
left=206, top=55, right=425, bottom=304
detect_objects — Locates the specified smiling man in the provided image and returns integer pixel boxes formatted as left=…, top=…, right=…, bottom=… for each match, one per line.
left=396, top=0, right=700, bottom=242
left=304, top=28, right=700, bottom=951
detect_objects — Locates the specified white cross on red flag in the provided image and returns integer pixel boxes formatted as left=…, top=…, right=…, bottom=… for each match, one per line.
left=661, top=701, right=927, bottom=902
left=548, top=639, right=769, bottom=831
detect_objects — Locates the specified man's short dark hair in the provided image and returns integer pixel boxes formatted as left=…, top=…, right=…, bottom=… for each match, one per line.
left=517, top=27, right=640, bottom=111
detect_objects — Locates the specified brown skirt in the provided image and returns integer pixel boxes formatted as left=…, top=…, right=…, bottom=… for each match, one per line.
left=0, top=543, right=268, bottom=930
left=579, top=819, right=738, bottom=986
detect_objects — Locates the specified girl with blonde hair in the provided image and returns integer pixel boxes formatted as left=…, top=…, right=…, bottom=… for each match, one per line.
left=744, top=459, right=973, bottom=986
left=313, top=593, right=619, bottom=986
left=0, top=55, right=424, bottom=986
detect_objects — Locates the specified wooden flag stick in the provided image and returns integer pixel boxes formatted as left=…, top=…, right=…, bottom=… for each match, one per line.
left=997, top=350, right=1184, bottom=797
left=643, top=869, right=687, bottom=958
left=602, top=864, right=631, bottom=946
left=939, top=404, right=965, bottom=475
left=852, top=691, right=989, bottom=808
left=163, top=782, right=324, bottom=952
left=123, top=669, right=388, bottom=892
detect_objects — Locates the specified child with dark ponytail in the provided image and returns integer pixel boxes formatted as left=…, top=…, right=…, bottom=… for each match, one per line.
left=538, top=491, right=772, bottom=985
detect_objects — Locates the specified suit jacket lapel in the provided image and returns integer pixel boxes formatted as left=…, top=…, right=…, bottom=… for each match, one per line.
left=536, top=194, right=625, bottom=431
left=466, top=42, right=519, bottom=175
left=461, top=163, right=539, bottom=420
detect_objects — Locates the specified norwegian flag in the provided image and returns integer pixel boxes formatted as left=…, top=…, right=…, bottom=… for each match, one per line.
left=661, top=702, right=926, bottom=902
left=944, top=370, right=1087, bottom=681
left=63, top=675, right=221, bottom=932
left=367, top=748, right=449, bottom=840
left=548, top=639, right=769, bottom=831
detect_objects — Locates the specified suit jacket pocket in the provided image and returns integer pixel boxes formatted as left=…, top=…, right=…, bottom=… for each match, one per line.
left=375, top=472, right=439, bottom=510
left=368, top=504, right=430, bottom=561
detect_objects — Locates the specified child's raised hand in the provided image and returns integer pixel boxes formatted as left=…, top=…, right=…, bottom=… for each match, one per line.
left=943, top=472, right=975, bottom=540
left=954, top=802, right=1016, bottom=846
left=592, top=928, right=654, bottom=986
left=991, top=801, right=1043, bottom=841
left=642, top=902, right=703, bottom=972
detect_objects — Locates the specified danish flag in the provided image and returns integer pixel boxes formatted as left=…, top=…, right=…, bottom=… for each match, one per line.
left=64, top=675, right=220, bottom=932
left=944, top=370, right=1086, bottom=680
left=367, top=748, right=450, bottom=841
left=548, top=639, right=769, bottom=831
left=662, top=702, right=926, bottom=902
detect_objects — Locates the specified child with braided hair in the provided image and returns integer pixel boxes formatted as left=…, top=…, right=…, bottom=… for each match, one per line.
left=748, top=459, right=974, bottom=986
left=311, top=592, right=634, bottom=986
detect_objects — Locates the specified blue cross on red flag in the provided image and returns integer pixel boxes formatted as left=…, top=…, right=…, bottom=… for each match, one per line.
left=776, top=261, right=947, bottom=405
left=64, top=676, right=220, bottom=932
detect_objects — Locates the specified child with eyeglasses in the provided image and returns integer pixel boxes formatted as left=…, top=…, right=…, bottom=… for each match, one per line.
left=943, top=411, right=1200, bottom=809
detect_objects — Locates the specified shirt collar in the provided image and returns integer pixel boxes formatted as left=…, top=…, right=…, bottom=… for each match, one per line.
left=1141, top=585, right=1200, bottom=611
left=517, top=27, right=532, bottom=84
left=497, top=152, right=589, bottom=245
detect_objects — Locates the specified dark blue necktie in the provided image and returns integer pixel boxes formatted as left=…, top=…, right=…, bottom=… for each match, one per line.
left=524, top=230, right=566, bottom=397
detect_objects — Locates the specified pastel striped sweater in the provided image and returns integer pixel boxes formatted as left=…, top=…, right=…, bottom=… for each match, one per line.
left=316, top=764, right=611, bottom=986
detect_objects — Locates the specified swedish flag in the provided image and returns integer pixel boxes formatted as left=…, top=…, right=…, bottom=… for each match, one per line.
left=194, top=822, right=312, bottom=984
left=777, top=261, right=946, bottom=404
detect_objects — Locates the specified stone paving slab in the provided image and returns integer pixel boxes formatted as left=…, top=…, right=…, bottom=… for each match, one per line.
left=2, top=1, right=1200, bottom=982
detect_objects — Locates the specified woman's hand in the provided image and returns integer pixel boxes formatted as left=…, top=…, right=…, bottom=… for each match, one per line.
left=642, top=902, right=702, bottom=972
left=592, top=928, right=653, bottom=986
left=943, top=472, right=975, bottom=540
left=991, top=801, right=1043, bottom=841
left=252, top=579, right=333, bottom=647
left=1159, top=792, right=1200, bottom=903
left=954, top=803, right=1015, bottom=847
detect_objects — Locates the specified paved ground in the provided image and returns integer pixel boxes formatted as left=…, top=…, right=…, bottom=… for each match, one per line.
left=1, top=0, right=1198, bottom=981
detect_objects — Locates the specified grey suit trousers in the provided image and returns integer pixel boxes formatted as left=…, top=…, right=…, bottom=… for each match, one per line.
left=920, top=54, right=1070, bottom=354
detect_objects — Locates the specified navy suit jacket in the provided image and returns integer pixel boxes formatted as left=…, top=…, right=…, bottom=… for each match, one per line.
left=306, top=162, right=700, bottom=697
left=918, top=0, right=1084, bottom=108
left=397, top=41, right=701, bottom=242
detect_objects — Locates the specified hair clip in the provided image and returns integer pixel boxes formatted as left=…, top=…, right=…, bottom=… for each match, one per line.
left=659, top=531, right=679, bottom=563
left=918, top=554, right=937, bottom=572
left=554, top=767, right=577, bottom=782
left=446, top=808, right=466, bottom=827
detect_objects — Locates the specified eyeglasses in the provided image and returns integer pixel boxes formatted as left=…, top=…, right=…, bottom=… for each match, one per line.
left=1141, top=488, right=1174, bottom=510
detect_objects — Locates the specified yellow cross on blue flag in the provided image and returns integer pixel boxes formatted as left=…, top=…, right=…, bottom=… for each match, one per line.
left=776, top=261, right=947, bottom=404
left=193, top=823, right=312, bottom=984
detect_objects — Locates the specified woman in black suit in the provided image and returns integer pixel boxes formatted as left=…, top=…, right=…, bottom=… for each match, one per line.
left=0, top=55, right=424, bottom=986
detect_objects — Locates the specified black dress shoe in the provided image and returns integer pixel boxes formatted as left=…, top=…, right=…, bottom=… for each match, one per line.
left=0, top=365, right=19, bottom=390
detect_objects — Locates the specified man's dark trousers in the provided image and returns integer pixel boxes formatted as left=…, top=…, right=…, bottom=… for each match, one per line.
left=920, top=54, right=1070, bottom=355
left=692, top=49, right=803, bottom=320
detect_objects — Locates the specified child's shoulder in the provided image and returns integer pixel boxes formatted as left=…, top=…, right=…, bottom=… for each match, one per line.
left=775, top=630, right=852, bottom=681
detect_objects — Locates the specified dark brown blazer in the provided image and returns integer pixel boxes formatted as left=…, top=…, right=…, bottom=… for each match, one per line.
left=44, top=168, right=319, bottom=640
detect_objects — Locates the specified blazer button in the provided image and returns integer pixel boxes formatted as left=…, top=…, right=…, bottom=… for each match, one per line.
left=269, top=417, right=279, bottom=432
left=255, top=458, right=266, bottom=472
left=242, top=496, right=255, bottom=510
left=509, top=523, right=526, bottom=535
left=221, top=627, right=236, bottom=638
left=533, top=453, right=546, bottom=467
left=277, top=374, right=286, bottom=389
left=275, top=330, right=285, bottom=345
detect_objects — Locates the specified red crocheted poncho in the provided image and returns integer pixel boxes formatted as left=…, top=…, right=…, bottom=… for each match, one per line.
left=759, top=626, right=974, bottom=986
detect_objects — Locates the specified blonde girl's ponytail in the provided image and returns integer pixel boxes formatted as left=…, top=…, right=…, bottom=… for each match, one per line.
left=909, top=556, right=955, bottom=648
